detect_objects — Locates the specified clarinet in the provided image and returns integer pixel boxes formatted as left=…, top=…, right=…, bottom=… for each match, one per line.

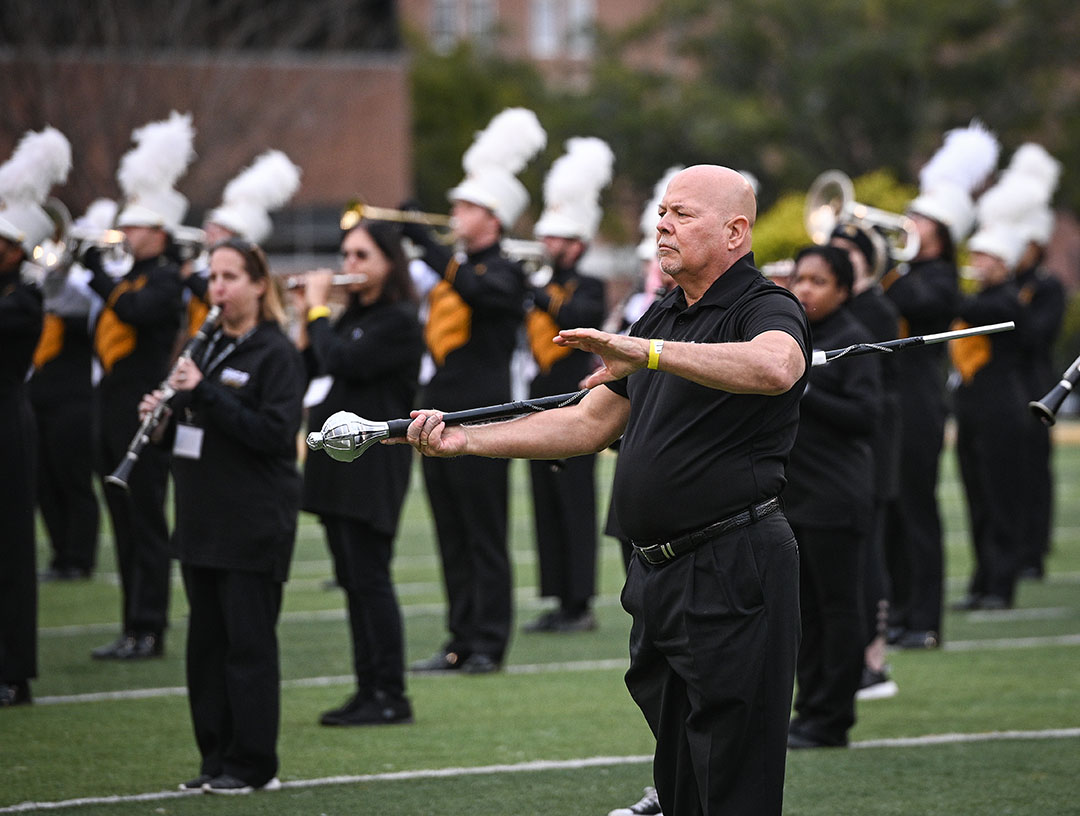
left=104, top=305, right=222, bottom=490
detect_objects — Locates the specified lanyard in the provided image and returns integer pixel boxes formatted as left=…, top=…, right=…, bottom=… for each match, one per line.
left=199, top=326, right=257, bottom=378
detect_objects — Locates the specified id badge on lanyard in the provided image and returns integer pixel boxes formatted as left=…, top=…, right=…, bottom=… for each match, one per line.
left=173, top=423, right=204, bottom=459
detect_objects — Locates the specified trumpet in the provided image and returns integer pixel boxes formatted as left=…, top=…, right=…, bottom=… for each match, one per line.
left=340, top=200, right=453, bottom=231
left=105, top=305, right=222, bottom=490
left=172, top=225, right=207, bottom=264
left=284, top=272, right=369, bottom=290
left=501, top=238, right=553, bottom=286
left=804, top=170, right=920, bottom=264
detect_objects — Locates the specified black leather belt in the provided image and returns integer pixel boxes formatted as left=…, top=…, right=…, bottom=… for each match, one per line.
left=631, top=497, right=782, bottom=566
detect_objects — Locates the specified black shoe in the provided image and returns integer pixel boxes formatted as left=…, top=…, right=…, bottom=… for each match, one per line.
left=893, top=629, right=940, bottom=650
left=93, top=633, right=164, bottom=660
left=1018, top=565, right=1044, bottom=580
left=459, top=653, right=501, bottom=674
left=788, top=723, right=847, bottom=750
left=885, top=625, right=905, bottom=645
left=975, top=594, right=1010, bottom=611
left=319, top=691, right=369, bottom=725
left=321, top=691, right=413, bottom=726
left=522, top=610, right=563, bottom=633
left=553, top=610, right=597, bottom=633
left=202, top=774, right=281, bottom=794
left=179, top=774, right=214, bottom=791
left=410, top=650, right=466, bottom=673
left=91, top=635, right=131, bottom=660
left=0, top=681, right=31, bottom=707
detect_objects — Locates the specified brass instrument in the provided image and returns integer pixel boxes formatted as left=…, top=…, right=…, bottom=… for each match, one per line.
left=804, top=170, right=920, bottom=264
left=30, top=197, right=132, bottom=278
left=340, top=200, right=453, bottom=231
left=172, top=225, right=207, bottom=264
left=105, top=305, right=222, bottom=490
left=502, top=238, right=553, bottom=286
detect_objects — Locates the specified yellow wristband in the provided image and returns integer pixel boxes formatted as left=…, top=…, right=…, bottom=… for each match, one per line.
left=307, top=305, right=332, bottom=323
left=647, top=338, right=664, bottom=370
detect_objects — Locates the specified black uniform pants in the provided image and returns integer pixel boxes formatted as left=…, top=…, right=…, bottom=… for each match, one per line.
left=422, top=455, right=512, bottom=661
left=956, top=403, right=1027, bottom=603
left=0, top=396, right=37, bottom=683
left=790, top=524, right=864, bottom=746
left=622, top=513, right=800, bottom=816
left=182, top=564, right=282, bottom=787
left=322, top=515, right=406, bottom=701
left=98, top=390, right=172, bottom=638
left=885, top=392, right=945, bottom=635
left=529, top=453, right=597, bottom=613
left=36, top=397, right=100, bottom=573
left=1020, top=416, right=1053, bottom=572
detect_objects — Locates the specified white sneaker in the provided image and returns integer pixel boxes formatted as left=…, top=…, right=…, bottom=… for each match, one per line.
left=857, top=667, right=899, bottom=701
left=608, top=786, right=662, bottom=816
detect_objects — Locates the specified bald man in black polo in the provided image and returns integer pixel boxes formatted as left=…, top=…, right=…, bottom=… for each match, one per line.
left=397, top=165, right=810, bottom=816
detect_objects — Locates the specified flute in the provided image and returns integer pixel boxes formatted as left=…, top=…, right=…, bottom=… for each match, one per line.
left=104, top=305, right=222, bottom=489
left=284, top=273, right=368, bottom=290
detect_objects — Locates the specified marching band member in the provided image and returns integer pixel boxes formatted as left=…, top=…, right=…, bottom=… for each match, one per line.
left=402, top=108, right=546, bottom=675
left=184, top=150, right=302, bottom=333
left=829, top=222, right=900, bottom=699
left=32, top=199, right=111, bottom=582
left=293, top=219, right=423, bottom=726
left=0, top=126, right=71, bottom=706
left=949, top=224, right=1028, bottom=611
left=87, top=112, right=195, bottom=660
left=139, top=238, right=304, bottom=794
left=881, top=120, right=999, bottom=650
left=523, top=137, right=613, bottom=634
left=787, top=244, right=882, bottom=749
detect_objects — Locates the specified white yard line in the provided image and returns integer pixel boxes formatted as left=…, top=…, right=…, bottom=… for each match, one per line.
left=4, top=729, right=1079, bottom=813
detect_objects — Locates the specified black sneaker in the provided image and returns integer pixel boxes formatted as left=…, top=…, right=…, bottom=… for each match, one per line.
left=202, top=774, right=281, bottom=794
left=0, top=681, right=31, bottom=707
left=179, top=774, right=213, bottom=791
left=607, top=786, right=662, bottom=816
left=459, top=653, right=501, bottom=674
left=319, top=691, right=369, bottom=725
left=893, top=629, right=940, bottom=650
left=321, top=692, right=413, bottom=726
left=522, top=610, right=563, bottom=633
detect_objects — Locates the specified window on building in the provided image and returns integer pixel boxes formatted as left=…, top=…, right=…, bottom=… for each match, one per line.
left=432, top=0, right=459, bottom=53
left=530, top=0, right=595, bottom=59
left=566, top=0, right=595, bottom=59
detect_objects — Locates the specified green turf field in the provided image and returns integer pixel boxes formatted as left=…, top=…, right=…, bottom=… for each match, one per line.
left=3, top=425, right=1079, bottom=815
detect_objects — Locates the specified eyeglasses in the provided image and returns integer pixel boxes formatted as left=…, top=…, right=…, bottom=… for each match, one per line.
left=340, top=249, right=369, bottom=260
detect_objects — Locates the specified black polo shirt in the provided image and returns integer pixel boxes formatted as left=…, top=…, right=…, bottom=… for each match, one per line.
left=605, top=252, right=811, bottom=542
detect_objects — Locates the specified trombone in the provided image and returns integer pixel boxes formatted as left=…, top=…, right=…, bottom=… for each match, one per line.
left=804, top=170, right=920, bottom=264
left=340, top=200, right=453, bottom=231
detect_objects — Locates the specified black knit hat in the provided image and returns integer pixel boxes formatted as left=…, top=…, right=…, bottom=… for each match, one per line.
left=830, top=222, right=877, bottom=271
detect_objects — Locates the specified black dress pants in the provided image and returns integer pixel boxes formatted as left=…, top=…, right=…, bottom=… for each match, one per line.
left=322, top=515, right=406, bottom=700
left=529, top=453, right=597, bottom=613
left=790, top=524, right=864, bottom=746
left=36, top=396, right=100, bottom=573
left=99, top=395, right=171, bottom=637
left=0, top=396, right=37, bottom=683
left=422, top=455, right=512, bottom=660
left=622, top=513, right=800, bottom=816
left=182, top=564, right=282, bottom=787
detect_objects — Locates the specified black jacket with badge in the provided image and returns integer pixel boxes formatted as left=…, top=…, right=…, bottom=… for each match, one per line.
left=165, top=321, right=304, bottom=581
left=526, top=265, right=606, bottom=396
left=301, top=298, right=422, bottom=535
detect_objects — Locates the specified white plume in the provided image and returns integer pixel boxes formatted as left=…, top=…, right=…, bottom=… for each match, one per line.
left=977, top=173, right=1048, bottom=226
left=640, top=166, right=683, bottom=238
left=462, top=108, right=547, bottom=176
left=0, top=126, right=72, bottom=206
left=78, top=198, right=119, bottom=230
left=116, top=111, right=196, bottom=197
left=1006, top=143, right=1061, bottom=199
left=543, top=137, right=614, bottom=209
left=221, top=150, right=301, bottom=211
left=919, top=119, right=1000, bottom=194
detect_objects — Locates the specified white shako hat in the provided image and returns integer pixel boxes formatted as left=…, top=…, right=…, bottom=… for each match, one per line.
left=206, top=149, right=302, bottom=244
left=636, top=165, right=683, bottom=260
left=534, top=137, right=615, bottom=243
left=115, top=111, right=196, bottom=234
left=1001, top=143, right=1062, bottom=246
left=0, top=126, right=72, bottom=255
left=968, top=222, right=1027, bottom=270
left=908, top=119, right=1000, bottom=246
left=448, top=107, right=547, bottom=229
